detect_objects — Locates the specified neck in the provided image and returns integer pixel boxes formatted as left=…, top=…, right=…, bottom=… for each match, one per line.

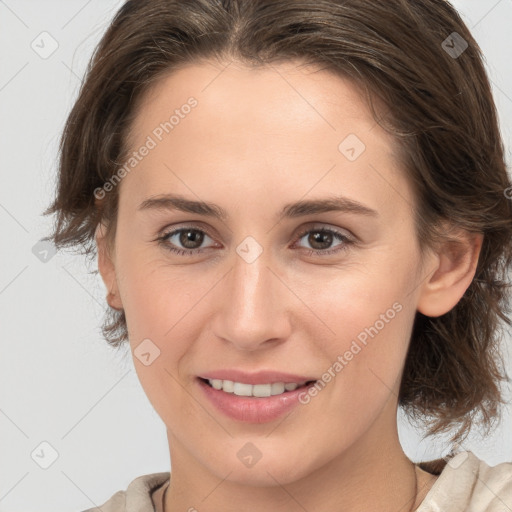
left=163, top=403, right=428, bottom=512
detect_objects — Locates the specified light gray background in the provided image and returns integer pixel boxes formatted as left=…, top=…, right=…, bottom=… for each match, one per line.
left=1, top=1, right=511, bottom=511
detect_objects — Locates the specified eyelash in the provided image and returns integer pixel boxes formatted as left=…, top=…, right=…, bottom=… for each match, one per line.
left=155, top=225, right=355, bottom=257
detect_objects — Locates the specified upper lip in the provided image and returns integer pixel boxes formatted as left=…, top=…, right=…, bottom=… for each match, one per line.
left=199, top=369, right=317, bottom=385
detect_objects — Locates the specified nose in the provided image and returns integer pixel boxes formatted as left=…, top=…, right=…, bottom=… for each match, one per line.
left=212, top=245, right=291, bottom=352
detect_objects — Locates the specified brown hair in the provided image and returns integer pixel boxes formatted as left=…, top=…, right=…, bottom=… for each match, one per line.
left=43, top=0, right=512, bottom=445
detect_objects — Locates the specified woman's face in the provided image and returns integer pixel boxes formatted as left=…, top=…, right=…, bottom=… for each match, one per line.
left=99, top=60, right=436, bottom=484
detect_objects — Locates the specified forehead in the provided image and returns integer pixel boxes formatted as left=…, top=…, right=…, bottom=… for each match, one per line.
left=120, top=59, right=412, bottom=221
left=130, top=59, right=393, bottom=144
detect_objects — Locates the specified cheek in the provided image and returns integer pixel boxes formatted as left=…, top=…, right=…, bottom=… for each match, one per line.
left=116, top=244, right=189, bottom=332
left=116, top=257, right=206, bottom=419
left=299, top=258, right=415, bottom=399
left=116, top=252, right=217, bottom=373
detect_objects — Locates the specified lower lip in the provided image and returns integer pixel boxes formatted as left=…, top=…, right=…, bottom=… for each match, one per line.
left=197, top=378, right=315, bottom=423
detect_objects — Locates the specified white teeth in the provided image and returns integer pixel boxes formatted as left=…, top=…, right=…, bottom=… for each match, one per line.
left=211, top=379, right=223, bottom=390
left=222, top=380, right=235, bottom=393
left=271, top=382, right=285, bottom=395
left=233, top=382, right=253, bottom=396
left=253, top=384, right=272, bottom=397
left=206, top=379, right=309, bottom=397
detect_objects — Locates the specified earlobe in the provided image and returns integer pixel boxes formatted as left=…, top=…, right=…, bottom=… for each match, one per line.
left=416, top=229, right=483, bottom=318
left=95, top=222, right=123, bottom=311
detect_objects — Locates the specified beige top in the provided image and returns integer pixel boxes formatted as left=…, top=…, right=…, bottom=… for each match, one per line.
left=81, top=451, right=512, bottom=511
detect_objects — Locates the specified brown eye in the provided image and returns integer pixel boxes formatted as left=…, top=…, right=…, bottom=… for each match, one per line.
left=294, top=227, right=355, bottom=256
left=177, top=229, right=205, bottom=250
left=157, top=227, right=215, bottom=256
left=305, top=231, right=334, bottom=250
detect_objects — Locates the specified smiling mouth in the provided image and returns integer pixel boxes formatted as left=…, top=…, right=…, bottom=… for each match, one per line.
left=199, top=377, right=317, bottom=398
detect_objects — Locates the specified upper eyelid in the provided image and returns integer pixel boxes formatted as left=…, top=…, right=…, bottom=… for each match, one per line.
left=295, top=224, right=353, bottom=238
left=159, top=224, right=216, bottom=241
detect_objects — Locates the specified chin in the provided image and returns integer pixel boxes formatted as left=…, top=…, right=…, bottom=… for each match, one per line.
left=204, top=444, right=317, bottom=487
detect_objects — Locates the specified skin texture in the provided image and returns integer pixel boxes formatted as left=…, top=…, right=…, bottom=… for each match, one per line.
left=96, top=60, right=483, bottom=512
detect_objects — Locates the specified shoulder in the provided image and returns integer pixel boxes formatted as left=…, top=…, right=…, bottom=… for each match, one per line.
left=79, top=472, right=170, bottom=512
left=473, top=453, right=512, bottom=509
left=417, top=451, right=512, bottom=512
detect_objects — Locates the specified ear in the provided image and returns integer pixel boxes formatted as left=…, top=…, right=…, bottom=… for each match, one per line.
left=416, top=225, right=483, bottom=318
left=95, top=222, right=123, bottom=311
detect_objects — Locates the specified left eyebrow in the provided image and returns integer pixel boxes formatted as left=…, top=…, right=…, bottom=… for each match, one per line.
left=137, top=193, right=379, bottom=221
